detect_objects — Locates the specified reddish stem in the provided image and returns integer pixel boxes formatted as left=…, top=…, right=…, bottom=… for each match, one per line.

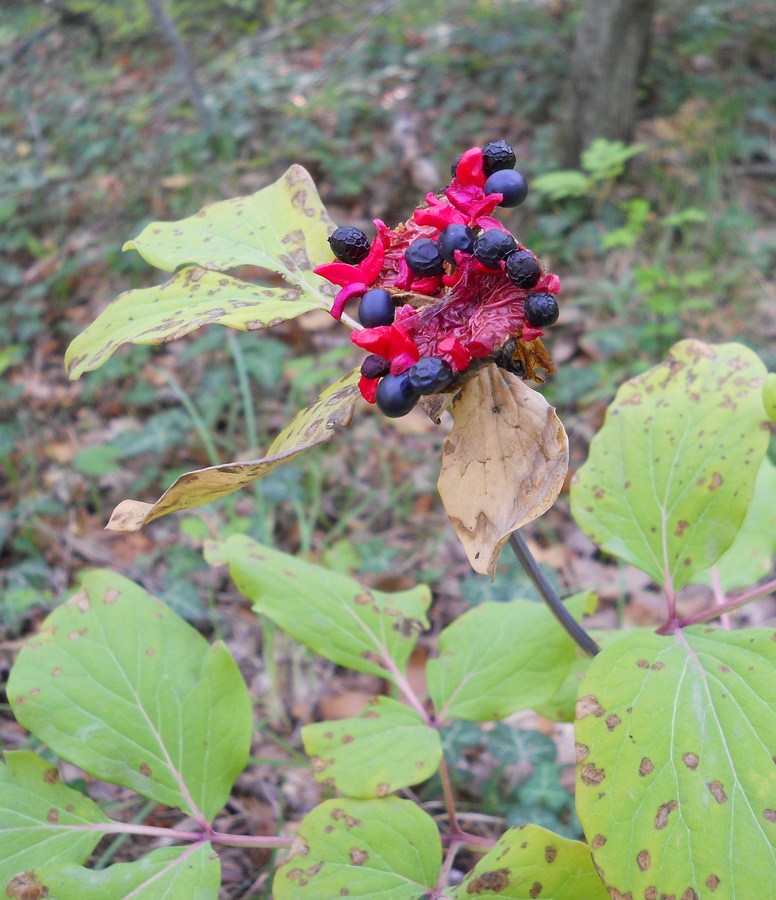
left=664, top=575, right=776, bottom=632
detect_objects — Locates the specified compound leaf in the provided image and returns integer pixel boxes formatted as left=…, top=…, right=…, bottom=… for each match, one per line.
left=575, top=627, right=776, bottom=898
left=204, top=535, right=430, bottom=681
left=571, top=340, right=771, bottom=592
left=124, top=165, right=335, bottom=299
left=451, top=824, right=608, bottom=899
left=8, top=571, right=252, bottom=822
left=273, top=797, right=441, bottom=900
left=20, top=844, right=220, bottom=900
left=427, top=593, right=590, bottom=721
left=65, top=267, right=319, bottom=380
left=438, top=368, right=569, bottom=576
left=106, top=369, right=361, bottom=531
left=301, top=697, right=441, bottom=798
left=0, top=751, right=110, bottom=890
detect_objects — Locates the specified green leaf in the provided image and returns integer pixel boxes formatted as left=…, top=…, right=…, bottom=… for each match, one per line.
left=24, top=844, right=220, bottom=900
left=517, top=761, right=570, bottom=814
left=124, top=165, right=335, bottom=294
left=0, top=751, right=110, bottom=889
left=426, top=593, right=589, bottom=721
left=694, top=456, right=776, bottom=592
left=571, top=340, right=771, bottom=593
left=531, top=171, right=590, bottom=202
left=580, top=138, right=647, bottom=181
left=487, top=724, right=557, bottom=767
left=105, top=369, right=361, bottom=531
left=575, top=627, right=776, bottom=898
left=764, top=372, right=776, bottom=423
left=8, top=571, right=252, bottom=822
left=451, top=824, right=608, bottom=899
left=301, top=697, right=441, bottom=798
left=204, top=535, right=431, bottom=681
left=273, top=797, right=441, bottom=900
left=65, top=267, right=320, bottom=380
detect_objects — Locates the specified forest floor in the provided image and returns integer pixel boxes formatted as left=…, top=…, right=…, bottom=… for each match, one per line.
left=2, top=2, right=776, bottom=896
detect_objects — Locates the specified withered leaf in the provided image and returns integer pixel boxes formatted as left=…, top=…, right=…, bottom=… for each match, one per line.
left=437, top=366, right=568, bottom=575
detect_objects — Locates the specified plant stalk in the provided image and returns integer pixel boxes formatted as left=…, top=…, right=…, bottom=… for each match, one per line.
left=507, top=531, right=599, bottom=657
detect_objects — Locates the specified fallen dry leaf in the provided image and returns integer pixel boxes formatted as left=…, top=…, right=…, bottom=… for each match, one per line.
left=437, top=366, right=569, bottom=575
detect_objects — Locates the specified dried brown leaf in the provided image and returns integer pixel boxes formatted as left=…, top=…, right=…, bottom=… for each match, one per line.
left=437, top=366, right=568, bottom=575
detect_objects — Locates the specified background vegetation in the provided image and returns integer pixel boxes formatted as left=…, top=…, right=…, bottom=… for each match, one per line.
left=2, top=1, right=775, bottom=895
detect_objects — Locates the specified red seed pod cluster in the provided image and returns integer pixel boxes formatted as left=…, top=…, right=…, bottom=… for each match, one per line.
left=313, top=142, right=561, bottom=417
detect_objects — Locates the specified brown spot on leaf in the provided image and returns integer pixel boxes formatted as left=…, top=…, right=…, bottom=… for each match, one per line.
left=581, top=763, right=605, bottom=785
left=654, top=800, right=678, bottom=828
left=651, top=662, right=664, bottom=670
left=707, top=781, right=727, bottom=803
left=305, top=863, right=324, bottom=877
left=340, top=891, right=350, bottom=897
left=43, top=768, right=58, bottom=785
left=575, top=743, right=590, bottom=761
left=682, top=753, right=699, bottom=770
left=709, top=472, right=723, bottom=490
left=637, top=850, right=651, bottom=870
left=705, top=875, right=720, bottom=891
left=719, top=665, right=730, bottom=673
left=639, top=758, right=655, bottom=777
left=104, top=588, right=120, bottom=604
left=544, top=845, right=557, bottom=863
left=47, top=808, right=59, bottom=823
left=345, top=817, right=362, bottom=828
left=681, top=890, right=698, bottom=900
left=349, top=848, right=369, bottom=866
left=637, top=659, right=650, bottom=668
left=341, top=734, right=354, bottom=744
left=606, top=715, right=621, bottom=731
left=674, top=520, right=690, bottom=537
left=644, top=889, right=657, bottom=900
left=529, top=883, right=542, bottom=899
left=763, top=808, right=776, bottom=822
left=68, top=628, right=88, bottom=640
left=331, top=808, right=346, bottom=820
left=576, top=695, right=605, bottom=718
left=376, top=782, right=391, bottom=797
left=51, top=668, right=61, bottom=677
left=592, top=834, right=606, bottom=849
left=6, top=871, right=49, bottom=900
left=140, top=763, right=151, bottom=777
left=467, top=869, right=510, bottom=893
left=286, top=868, right=303, bottom=881
left=145, top=648, right=155, bottom=656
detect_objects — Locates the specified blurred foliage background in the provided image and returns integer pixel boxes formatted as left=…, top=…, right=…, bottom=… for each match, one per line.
left=1, top=2, right=775, bottom=880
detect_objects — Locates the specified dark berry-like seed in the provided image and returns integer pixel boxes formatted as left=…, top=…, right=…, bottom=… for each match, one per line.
left=450, top=153, right=462, bottom=179
left=524, top=292, right=559, bottom=327
left=328, top=226, right=371, bottom=264
left=484, top=169, right=528, bottom=208
left=473, top=229, right=518, bottom=269
left=361, top=354, right=391, bottom=380
left=407, top=357, right=454, bottom=395
left=437, top=224, right=475, bottom=264
left=404, top=238, right=444, bottom=276
left=375, top=373, right=419, bottom=417
left=358, top=288, right=395, bottom=327
left=482, top=140, right=516, bottom=177
left=505, top=250, right=543, bottom=289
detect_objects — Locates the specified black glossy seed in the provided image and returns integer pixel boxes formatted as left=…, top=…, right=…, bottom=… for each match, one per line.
left=473, top=229, right=518, bottom=269
left=358, top=288, right=395, bottom=327
left=484, top=169, right=528, bottom=208
left=407, top=357, right=454, bottom=395
left=505, top=250, right=543, bottom=289
left=375, top=373, right=419, bottom=417
left=437, top=224, right=475, bottom=264
left=328, top=226, right=371, bottom=264
left=524, top=292, right=559, bottom=327
left=405, top=238, right=444, bottom=276
left=450, top=153, right=462, bottom=179
left=482, top=140, right=516, bottom=177
left=361, top=354, right=391, bottom=380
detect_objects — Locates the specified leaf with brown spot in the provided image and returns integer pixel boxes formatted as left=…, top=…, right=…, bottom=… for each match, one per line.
left=450, top=824, right=608, bottom=899
left=438, top=368, right=568, bottom=575
left=571, top=340, right=771, bottom=592
left=575, top=628, right=776, bottom=898
left=301, top=697, right=441, bottom=798
left=0, top=751, right=109, bottom=887
left=8, top=571, right=252, bottom=821
left=273, top=798, right=441, bottom=900
left=106, top=370, right=361, bottom=531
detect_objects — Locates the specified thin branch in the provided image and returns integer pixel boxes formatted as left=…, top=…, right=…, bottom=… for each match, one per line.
left=663, top=575, right=776, bottom=632
left=507, top=531, right=599, bottom=657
